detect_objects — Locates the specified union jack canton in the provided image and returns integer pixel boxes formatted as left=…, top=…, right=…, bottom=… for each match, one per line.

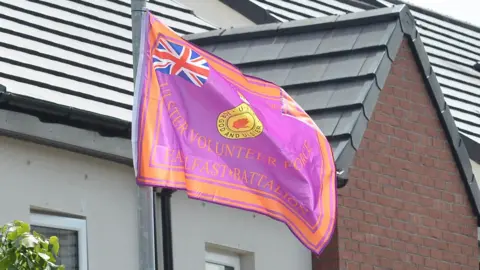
left=152, top=37, right=210, bottom=87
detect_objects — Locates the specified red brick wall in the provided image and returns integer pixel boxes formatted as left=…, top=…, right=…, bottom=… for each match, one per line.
left=314, top=39, right=478, bottom=269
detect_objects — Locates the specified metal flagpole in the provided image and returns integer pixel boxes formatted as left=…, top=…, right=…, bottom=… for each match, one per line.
left=131, top=1, right=156, bottom=270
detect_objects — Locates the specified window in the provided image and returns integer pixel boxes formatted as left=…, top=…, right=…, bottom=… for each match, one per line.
left=205, top=249, right=240, bottom=270
left=206, top=263, right=235, bottom=270
left=30, top=213, right=88, bottom=270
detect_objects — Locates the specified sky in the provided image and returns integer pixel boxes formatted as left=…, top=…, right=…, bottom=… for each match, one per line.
left=403, top=0, right=480, bottom=27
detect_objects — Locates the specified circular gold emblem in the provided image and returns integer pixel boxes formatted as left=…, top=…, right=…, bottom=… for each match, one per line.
left=217, top=103, right=264, bottom=140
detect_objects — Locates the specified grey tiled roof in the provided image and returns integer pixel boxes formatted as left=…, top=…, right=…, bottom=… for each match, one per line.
left=0, top=0, right=215, bottom=123
left=184, top=5, right=480, bottom=216
left=185, top=10, right=400, bottom=184
left=222, top=0, right=480, bottom=163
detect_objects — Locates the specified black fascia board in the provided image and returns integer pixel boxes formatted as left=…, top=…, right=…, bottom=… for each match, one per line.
left=0, top=89, right=130, bottom=139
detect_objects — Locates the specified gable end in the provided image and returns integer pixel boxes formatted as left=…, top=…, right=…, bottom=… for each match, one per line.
left=394, top=10, right=480, bottom=220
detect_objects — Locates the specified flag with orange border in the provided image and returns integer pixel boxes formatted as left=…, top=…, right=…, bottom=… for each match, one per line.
left=132, top=11, right=337, bottom=254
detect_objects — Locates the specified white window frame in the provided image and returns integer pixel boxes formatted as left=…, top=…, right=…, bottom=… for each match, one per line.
left=30, top=213, right=88, bottom=270
left=205, top=249, right=241, bottom=270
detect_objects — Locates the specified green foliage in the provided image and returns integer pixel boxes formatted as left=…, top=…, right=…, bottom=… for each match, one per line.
left=0, top=220, right=64, bottom=270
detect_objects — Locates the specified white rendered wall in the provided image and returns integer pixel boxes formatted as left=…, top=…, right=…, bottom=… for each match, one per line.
left=157, top=191, right=312, bottom=270
left=0, top=136, right=139, bottom=270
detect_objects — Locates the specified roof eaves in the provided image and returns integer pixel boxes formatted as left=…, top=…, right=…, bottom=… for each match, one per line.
left=0, top=93, right=132, bottom=165
left=0, top=89, right=131, bottom=139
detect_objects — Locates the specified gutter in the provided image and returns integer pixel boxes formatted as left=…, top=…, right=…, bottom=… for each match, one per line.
left=160, top=189, right=175, bottom=270
left=0, top=87, right=130, bottom=139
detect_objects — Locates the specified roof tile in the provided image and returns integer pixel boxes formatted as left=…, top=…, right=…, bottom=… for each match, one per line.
left=242, top=36, right=288, bottom=62
left=211, top=40, right=250, bottom=63
left=284, top=58, right=330, bottom=85
left=358, top=51, right=387, bottom=75
left=286, top=84, right=335, bottom=111
left=321, top=51, right=377, bottom=80
left=326, top=79, right=374, bottom=109
left=242, top=63, right=294, bottom=85
left=315, top=26, right=364, bottom=53
left=310, top=110, right=343, bottom=136
left=278, top=32, right=327, bottom=58
left=334, top=108, right=364, bottom=136
left=353, top=21, right=397, bottom=49
left=330, top=138, right=349, bottom=160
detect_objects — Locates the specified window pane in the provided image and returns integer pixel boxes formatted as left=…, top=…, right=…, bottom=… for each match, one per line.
left=206, top=262, right=236, bottom=270
left=31, top=225, right=79, bottom=270
left=206, top=262, right=224, bottom=270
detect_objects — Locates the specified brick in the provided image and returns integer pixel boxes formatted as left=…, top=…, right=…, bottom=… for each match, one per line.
left=315, top=39, right=478, bottom=270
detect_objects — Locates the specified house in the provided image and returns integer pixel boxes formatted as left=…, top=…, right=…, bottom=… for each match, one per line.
left=184, top=5, right=480, bottom=269
left=0, top=1, right=479, bottom=270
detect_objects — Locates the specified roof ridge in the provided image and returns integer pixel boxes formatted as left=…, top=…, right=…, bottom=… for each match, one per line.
left=185, top=5, right=408, bottom=44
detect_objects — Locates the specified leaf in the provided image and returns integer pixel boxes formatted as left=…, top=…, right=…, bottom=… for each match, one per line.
left=38, top=252, right=50, bottom=262
left=0, top=220, right=64, bottom=269
left=17, top=221, right=30, bottom=235
left=3, top=223, right=13, bottom=231
left=49, top=236, right=59, bottom=256
left=0, top=256, right=13, bottom=269
left=20, top=234, right=38, bottom=248
left=5, top=231, right=16, bottom=241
